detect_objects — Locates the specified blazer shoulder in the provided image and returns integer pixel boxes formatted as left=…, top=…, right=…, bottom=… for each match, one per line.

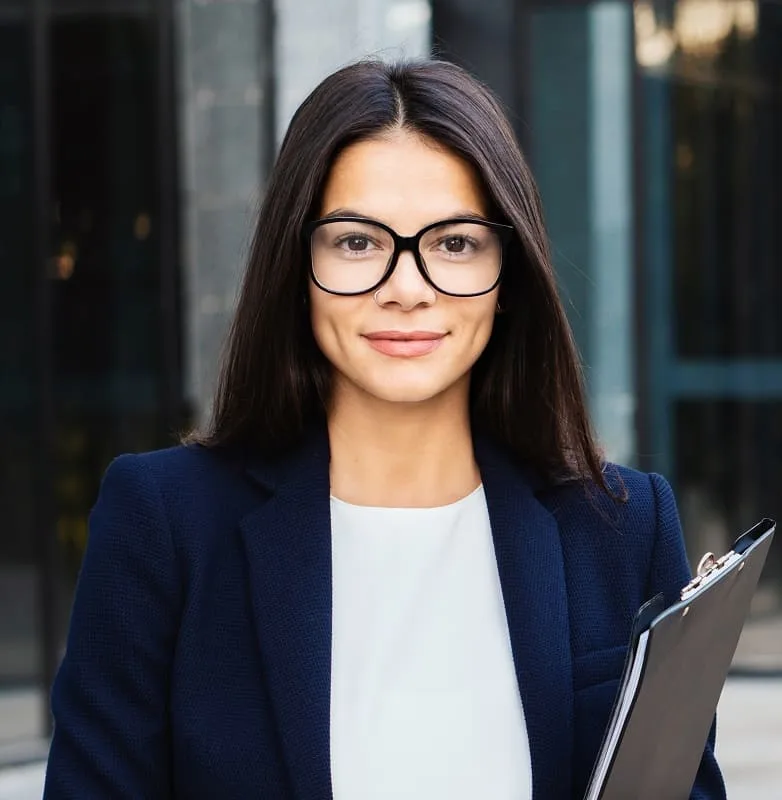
left=128, top=441, right=234, bottom=475
left=103, top=444, right=261, bottom=551
left=537, top=463, right=676, bottom=593
left=540, top=462, right=661, bottom=530
left=121, top=443, right=249, bottom=498
left=542, top=464, right=678, bottom=655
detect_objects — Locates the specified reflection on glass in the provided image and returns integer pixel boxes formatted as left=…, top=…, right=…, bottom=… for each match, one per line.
left=638, top=0, right=782, bottom=358
left=635, top=0, right=759, bottom=67
left=50, top=14, right=175, bottom=639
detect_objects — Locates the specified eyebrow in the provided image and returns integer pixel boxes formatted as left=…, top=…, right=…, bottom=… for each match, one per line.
left=320, top=208, right=491, bottom=225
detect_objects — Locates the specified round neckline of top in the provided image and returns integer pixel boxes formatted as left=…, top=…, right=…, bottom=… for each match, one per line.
left=329, top=483, right=484, bottom=512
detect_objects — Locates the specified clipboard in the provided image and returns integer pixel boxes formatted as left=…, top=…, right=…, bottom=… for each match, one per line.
left=584, top=517, right=776, bottom=800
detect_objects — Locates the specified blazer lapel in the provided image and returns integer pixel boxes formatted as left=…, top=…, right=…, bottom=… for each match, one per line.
left=476, top=439, right=575, bottom=799
left=239, top=432, right=333, bottom=800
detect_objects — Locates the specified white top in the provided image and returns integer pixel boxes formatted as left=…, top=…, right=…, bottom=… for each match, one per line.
left=329, top=486, right=532, bottom=800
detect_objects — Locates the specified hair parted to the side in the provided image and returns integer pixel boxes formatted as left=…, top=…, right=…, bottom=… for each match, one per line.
left=187, top=58, right=614, bottom=495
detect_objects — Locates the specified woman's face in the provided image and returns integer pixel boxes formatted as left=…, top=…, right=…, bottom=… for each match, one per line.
left=309, top=130, right=499, bottom=408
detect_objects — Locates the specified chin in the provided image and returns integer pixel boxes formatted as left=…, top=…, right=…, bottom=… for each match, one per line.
left=367, top=384, right=447, bottom=405
left=354, top=364, right=466, bottom=406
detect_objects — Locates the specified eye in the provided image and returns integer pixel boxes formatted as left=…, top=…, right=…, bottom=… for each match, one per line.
left=344, top=235, right=369, bottom=251
left=435, top=234, right=479, bottom=256
left=443, top=235, right=468, bottom=253
left=335, top=233, right=381, bottom=254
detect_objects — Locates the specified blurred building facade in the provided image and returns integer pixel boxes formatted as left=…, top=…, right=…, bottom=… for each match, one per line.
left=1, top=0, right=780, bottom=748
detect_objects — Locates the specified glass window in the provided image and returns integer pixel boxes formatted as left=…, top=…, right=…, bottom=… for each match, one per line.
left=2, top=4, right=182, bottom=748
left=636, top=0, right=782, bottom=359
left=49, top=12, right=175, bottom=641
left=0, top=6, right=46, bottom=744
left=637, top=0, right=782, bottom=668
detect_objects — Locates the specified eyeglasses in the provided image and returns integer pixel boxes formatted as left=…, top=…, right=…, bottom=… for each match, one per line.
left=303, top=216, right=515, bottom=297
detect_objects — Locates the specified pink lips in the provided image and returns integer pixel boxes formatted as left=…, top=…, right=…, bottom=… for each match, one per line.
left=363, top=330, right=446, bottom=358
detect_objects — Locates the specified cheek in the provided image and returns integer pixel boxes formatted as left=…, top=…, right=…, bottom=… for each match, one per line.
left=308, top=298, right=335, bottom=357
left=463, top=297, right=499, bottom=350
left=308, top=289, right=361, bottom=359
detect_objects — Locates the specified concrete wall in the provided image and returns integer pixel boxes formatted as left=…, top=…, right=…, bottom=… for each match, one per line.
left=275, top=0, right=431, bottom=143
left=176, top=0, right=274, bottom=424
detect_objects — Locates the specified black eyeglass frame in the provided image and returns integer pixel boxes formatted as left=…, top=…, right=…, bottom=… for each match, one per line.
left=303, top=216, right=516, bottom=298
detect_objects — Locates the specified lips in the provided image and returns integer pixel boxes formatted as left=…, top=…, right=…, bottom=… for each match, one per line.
left=363, top=330, right=446, bottom=358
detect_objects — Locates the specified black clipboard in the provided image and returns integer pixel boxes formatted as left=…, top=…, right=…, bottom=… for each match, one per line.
left=584, top=517, right=776, bottom=800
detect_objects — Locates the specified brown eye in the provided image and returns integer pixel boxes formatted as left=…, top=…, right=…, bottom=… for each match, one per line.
left=444, top=236, right=467, bottom=253
left=335, top=234, right=378, bottom=253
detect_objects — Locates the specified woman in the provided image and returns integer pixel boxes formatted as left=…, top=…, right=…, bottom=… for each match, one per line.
left=44, top=59, right=725, bottom=799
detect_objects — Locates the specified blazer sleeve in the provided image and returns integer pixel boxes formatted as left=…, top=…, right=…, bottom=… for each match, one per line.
left=647, top=472, right=727, bottom=800
left=44, top=454, right=181, bottom=798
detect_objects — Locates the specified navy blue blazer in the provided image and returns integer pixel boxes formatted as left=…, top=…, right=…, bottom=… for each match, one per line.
left=44, top=432, right=725, bottom=799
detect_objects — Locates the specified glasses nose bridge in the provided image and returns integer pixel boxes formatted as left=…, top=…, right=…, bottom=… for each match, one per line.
left=395, top=233, right=420, bottom=255
left=389, top=231, right=426, bottom=277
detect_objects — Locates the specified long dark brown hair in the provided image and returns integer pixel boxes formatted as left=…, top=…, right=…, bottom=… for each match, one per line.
left=189, top=58, right=611, bottom=493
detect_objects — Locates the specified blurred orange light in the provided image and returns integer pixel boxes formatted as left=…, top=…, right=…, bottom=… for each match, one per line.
left=57, top=253, right=75, bottom=280
left=134, top=213, right=151, bottom=240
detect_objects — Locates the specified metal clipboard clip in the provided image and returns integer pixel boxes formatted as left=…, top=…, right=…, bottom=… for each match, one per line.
left=680, top=549, right=743, bottom=601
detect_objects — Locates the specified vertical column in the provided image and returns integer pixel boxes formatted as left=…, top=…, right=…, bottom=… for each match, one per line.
left=588, top=2, right=635, bottom=465
left=529, top=1, right=636, bottom=466
left=529, top=9, right=591, bottom=356
left=641, top=72, right=674, bottom=480
left=176, top=0, right=274, bottom=424
left=31, top=0, right=57, bottom=733
left=430, top=0, right=515, bottom=110
left=158, top=0, right=181, bottom=438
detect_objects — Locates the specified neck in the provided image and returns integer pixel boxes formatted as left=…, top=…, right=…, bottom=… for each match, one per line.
left=327, top=382, right=480, bottom=508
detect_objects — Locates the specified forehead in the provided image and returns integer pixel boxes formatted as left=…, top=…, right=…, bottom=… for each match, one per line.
left=318, top=130, right=489, bottom=232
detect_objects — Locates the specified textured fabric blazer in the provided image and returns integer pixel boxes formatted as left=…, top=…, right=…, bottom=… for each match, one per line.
left=43, top=431, right=726, bottom=799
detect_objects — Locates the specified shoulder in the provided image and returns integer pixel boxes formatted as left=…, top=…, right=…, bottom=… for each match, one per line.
left=538, top=463, right=684, bottom=618
left=533, top=463, right=689, bottom=659
left=115, top=441, right=242, bottom=484
left=539, top=462, right=676, bottom=539
left=94, top=444, right=263, bottom=556
left=106, top=442, right=254, bottom=505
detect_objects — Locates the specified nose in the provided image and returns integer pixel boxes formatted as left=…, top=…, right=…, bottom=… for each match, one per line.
left=375, top=248, right=436, bottom=310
